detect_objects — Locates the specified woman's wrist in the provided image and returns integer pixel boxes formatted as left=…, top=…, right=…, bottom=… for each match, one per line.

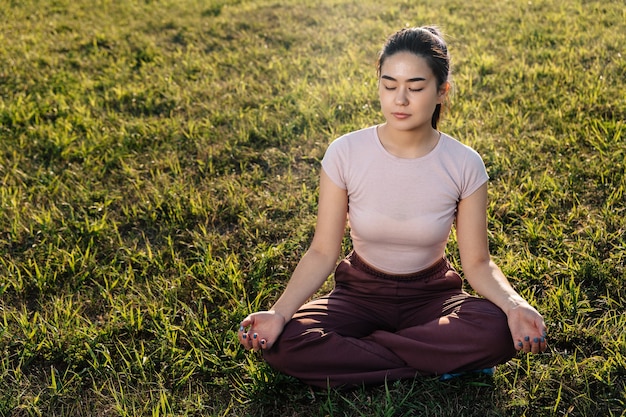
left=270, top=309, right=288, bottom=325
left=502, top=296, right=529, bottom=316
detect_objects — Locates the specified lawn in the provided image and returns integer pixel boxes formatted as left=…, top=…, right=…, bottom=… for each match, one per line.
left=0, top=0, right=624, bottom=415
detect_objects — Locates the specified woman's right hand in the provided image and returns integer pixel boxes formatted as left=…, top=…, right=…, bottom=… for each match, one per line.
left=238, top=310, right=287, bottom=351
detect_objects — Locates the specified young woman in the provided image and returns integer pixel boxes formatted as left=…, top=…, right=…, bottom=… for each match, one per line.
left=238, top=26, right=547, bottom=389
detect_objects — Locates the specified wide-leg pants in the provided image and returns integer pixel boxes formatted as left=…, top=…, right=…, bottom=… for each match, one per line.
left=263, top=252, right=517, bottom=388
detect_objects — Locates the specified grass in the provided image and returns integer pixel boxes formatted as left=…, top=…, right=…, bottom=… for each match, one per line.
left=0, top=0, right=625, bottom=415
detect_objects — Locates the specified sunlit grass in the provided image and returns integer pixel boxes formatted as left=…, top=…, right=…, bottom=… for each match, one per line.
left=0, top=0, right=625, bottom=415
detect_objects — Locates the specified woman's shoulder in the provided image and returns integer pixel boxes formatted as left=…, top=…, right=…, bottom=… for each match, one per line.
left=322, top=126, right=378, bottom=187
left=331, top=125, right=377, bottom=146
left=439, top=133, right=484, bottom=160
left=325, top=125, right=378, bottom=157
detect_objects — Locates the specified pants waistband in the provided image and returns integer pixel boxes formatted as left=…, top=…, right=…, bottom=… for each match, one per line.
left=347, top=251, right=450, bottom=281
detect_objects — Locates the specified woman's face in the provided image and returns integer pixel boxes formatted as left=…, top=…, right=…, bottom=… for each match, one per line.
left=378, top=51, right=447, bottom=132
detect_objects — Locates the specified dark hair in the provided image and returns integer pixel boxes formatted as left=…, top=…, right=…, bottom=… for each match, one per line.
left=377, top=26, right=451, bottom=129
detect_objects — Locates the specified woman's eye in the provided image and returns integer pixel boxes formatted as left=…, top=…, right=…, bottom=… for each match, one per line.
left=384, top=86, right=396, bottom=90
left=409, top=88, right=424, bottom=92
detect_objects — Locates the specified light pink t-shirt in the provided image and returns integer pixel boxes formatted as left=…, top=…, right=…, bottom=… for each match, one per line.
left=321, top=125, right=489, bottom=274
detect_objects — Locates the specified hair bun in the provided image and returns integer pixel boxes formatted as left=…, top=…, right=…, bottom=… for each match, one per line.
left=421, top=26, right=443, bottom=38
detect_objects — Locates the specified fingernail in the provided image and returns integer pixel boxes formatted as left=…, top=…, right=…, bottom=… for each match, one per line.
left=261, top=339, right=266, bottom=345
left=534, top=337, right=539, bottom=343
left=542, top=331, right=547, bottom=338
left=242, top=333, right=247, bottom=339
left=239, top=326, right=244, bottom=332
left=541, top=337, right=545, bottom=342
left=518, top=342, right=523, bottom=347
left=524, top=336, right=530, bottom=342
left=253, top=333, right=258, bottom=339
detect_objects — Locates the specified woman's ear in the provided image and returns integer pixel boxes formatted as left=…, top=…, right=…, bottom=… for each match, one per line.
left=439, top=82, right=451, bottom=96
left=437, top=82, right=451, bottom=102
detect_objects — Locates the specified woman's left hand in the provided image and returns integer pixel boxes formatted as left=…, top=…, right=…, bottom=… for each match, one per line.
left=506, top=303, right=548, bottom=353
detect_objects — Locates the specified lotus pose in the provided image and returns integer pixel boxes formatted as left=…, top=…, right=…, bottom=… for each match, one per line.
left=238, top=26, right=547, bottom=388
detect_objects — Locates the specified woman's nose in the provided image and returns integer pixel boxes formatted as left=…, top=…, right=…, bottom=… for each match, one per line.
left=395, top=88, right=408, bottom=105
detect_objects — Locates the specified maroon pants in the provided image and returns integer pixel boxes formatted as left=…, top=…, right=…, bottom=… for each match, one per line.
left=263, top=252, right=517, bottom=388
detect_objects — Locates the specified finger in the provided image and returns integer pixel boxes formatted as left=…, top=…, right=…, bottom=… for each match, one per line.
left=537, top=318, right=547, bottom=332
left=239, top=330, right=247, bottom=348
left=531, top=337, right=541, bottom=354
left=528, top=333, right=548, bottom=354
left=237, top=325, right=248, bottom=346
left=239, top=327, right=256, bottom=351
left=537, top=320, right=548, bottom=339
left=260, top=338, right=269, bottom=350
left=539, top=335, right=548, bottom=352
left=240, top=315, right=254, bottom=328
left=251, top=333, right=261, bottom=352
left=240, top=330, right=251, bottom=350
left=251, top=333, right=272, bottom=352
left=522, top=335, right=532, bottom=353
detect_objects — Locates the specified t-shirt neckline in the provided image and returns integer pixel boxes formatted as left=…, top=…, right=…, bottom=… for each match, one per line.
left=373, top=125, right=444, bottom=162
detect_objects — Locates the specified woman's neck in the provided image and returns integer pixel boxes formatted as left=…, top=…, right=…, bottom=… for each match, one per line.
left=377, top=124, right=441, bottom=159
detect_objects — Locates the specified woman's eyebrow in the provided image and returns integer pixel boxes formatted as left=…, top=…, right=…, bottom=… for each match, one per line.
left=381, top=75, right=427, bottom=82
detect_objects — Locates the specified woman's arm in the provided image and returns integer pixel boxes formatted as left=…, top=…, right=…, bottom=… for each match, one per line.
left=270, top=169, right=348, bottom=320
left=456, top=183, right=547, bottom=353
left=239, top=169, right=348, bottom=351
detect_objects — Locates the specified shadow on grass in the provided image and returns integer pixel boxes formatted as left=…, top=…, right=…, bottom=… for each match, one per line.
left=235, top=360, right=510, bottom=417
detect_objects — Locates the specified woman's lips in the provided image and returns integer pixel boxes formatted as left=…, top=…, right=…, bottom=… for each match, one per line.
left=392, top=112, right=410, bottom=119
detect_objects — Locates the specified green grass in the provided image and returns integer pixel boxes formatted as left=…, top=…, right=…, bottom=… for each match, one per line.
left=0, top=0, right=625, bottom=415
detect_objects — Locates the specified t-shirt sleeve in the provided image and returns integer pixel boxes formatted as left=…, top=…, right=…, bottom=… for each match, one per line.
left=320, top=138, right=348, bottom=190
left=460, top=149, right=489, bottom=199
